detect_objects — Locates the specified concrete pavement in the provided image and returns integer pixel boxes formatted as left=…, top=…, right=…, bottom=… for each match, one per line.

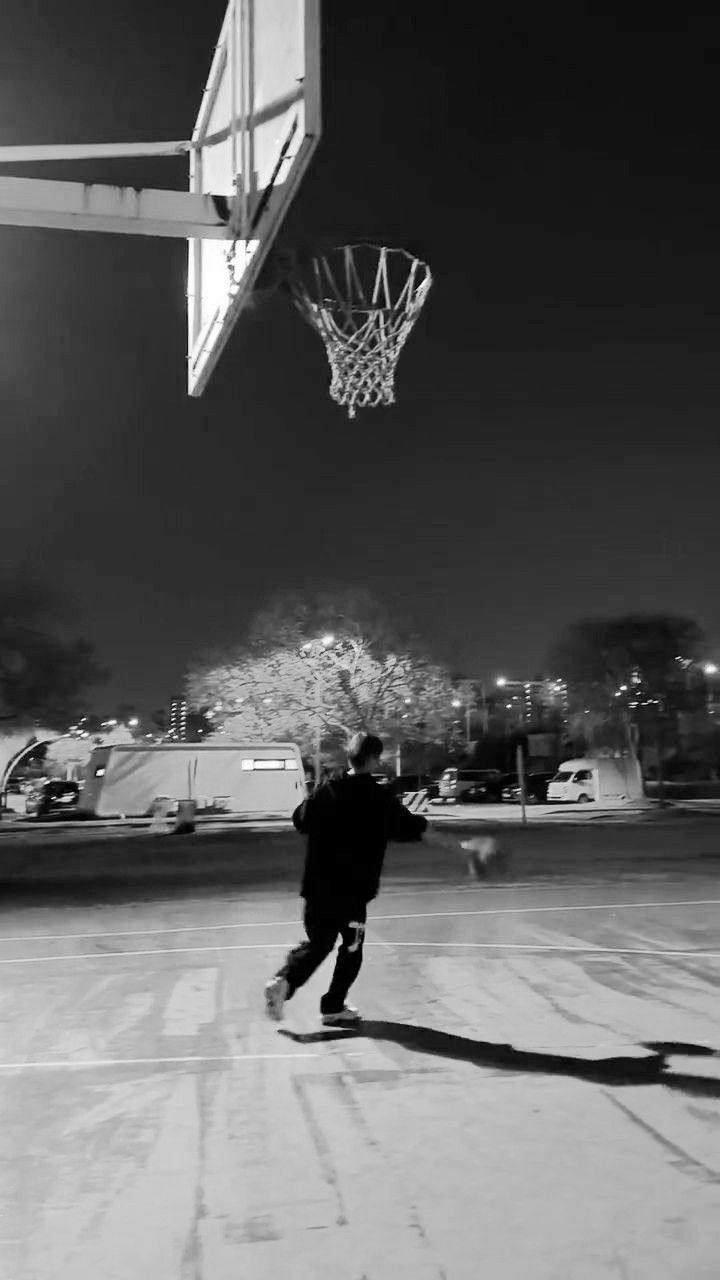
left=0, top=829, right=719, bottom=1277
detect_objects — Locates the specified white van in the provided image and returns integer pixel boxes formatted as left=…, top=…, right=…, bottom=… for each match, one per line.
left=79, top=742, right=305, bottom=819
left=546, top=757, right=644, bottom=806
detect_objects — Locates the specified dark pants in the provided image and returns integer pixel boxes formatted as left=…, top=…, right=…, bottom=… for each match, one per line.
left=277, top=900, right=367, bottom=1014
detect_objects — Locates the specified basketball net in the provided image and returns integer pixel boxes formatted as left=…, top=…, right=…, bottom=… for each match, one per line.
left=290, top=244, right=432, bottom=418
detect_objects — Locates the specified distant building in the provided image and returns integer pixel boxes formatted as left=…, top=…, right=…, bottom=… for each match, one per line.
left=168, top=698, right=188, bottom=742
left=492, top=677, right=568, bottom=729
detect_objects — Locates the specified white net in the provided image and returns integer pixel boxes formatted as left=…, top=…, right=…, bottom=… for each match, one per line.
left=290, top=244, right=432, bottom=418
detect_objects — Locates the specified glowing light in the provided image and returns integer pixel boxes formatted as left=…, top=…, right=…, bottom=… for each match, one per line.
left=704, top=663, right=718, bottom=675
left=452, top=699, right=462, bottom=708
left=496, top=677, right=507, bottom=687
left=321, top=633, right=335, bottom=646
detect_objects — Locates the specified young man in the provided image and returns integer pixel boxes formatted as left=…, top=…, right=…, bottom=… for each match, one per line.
left=264, top=731, right=432, bottom=1026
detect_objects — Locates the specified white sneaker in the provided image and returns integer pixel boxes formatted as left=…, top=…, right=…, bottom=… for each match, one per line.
left=321, top=1005, right=361, bottom=1026
left=264, top=976, right=289, bottom=1021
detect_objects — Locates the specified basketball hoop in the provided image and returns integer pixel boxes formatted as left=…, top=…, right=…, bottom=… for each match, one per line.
left=289, top=244, right=432, bottom=418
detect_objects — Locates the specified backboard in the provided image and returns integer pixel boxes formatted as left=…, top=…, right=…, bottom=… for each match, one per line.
left=187, top=0, right=321, bottom=396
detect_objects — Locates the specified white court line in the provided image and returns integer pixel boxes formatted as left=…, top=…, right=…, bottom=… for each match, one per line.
left=370, top=898, right=720, bottom=924
left=375, top=942, right=720, bottom=958
left=1, top=898, right=718, bottom=945
left=0, top=1050, right=364, bottom=1072
left=0, top=939, right=718, bottom=965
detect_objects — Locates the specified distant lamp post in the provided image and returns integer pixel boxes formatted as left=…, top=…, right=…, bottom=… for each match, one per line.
left=451, top=697, right=472, bottom=745
left=302, top=634, right=340, bottom=788
left=703, top=663, right=719, bottom=718
left=394, top=697, right=414, bottom=776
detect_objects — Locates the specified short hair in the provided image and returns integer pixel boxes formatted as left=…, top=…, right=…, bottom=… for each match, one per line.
left=347, top=732, right=384, bottom=768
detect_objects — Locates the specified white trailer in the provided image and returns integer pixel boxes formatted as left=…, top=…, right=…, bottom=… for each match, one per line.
left=78, top=742, right=305, bottom=819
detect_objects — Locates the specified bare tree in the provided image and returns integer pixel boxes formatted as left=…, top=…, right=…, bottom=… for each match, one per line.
left=186, top=590, right=460, bottom=771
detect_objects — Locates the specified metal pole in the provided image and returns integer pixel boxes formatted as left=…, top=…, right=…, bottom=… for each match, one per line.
left=466, top=704, right=471, bottom=745
left=314, top=675, right=322, bottom=791
left=0, top=141, right=192, bottom=163
left=516, top=743, right=527, bottom=826
left=0, top=175, right=231, bottom=238
left=480, top=680, right=489, bottom=732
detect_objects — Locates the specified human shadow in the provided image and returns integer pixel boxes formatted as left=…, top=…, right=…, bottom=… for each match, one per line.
left=278, top=1021, right=720, bottom=1099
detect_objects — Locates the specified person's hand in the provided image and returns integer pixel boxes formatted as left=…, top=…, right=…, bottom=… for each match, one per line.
left=461, top=835, right=503, bottom=876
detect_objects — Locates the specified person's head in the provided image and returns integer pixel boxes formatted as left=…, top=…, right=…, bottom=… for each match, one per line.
left=347, top=731, right=384, bottom=774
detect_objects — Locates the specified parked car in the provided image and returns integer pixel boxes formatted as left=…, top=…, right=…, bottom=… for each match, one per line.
left=501, top=772, right=554, bottom=804
left=2, top=779, right=32, bottom=814
left=26, top=780, right=81, bottom=819
left=437, top=767, right=505, bottom=804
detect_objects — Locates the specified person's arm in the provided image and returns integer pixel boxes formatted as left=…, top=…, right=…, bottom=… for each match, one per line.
left=293, top=780, right=335, bottom=833
left=292, top=790, right=317, bottom=833
left=421, top=823, right=466, bottom=853
left=384, top=791, right=428, bottom=842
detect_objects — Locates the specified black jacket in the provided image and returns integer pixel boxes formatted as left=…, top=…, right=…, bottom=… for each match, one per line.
left=293, top=773, right=427, bottom=906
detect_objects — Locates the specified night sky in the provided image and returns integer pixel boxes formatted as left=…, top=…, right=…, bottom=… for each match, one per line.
left=1, top=4, right=719, bottom=715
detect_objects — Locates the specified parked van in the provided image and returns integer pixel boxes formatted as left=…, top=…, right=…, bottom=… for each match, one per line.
left=438, top=767, right=504, bottom=803
left=78, top=742, right=305, bottom=819
left=546, top=757, right=643, bottom=806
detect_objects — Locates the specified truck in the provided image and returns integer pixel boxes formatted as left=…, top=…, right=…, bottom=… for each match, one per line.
left=546, top=756, right=644, bottom=806
left=78, top=742, right=305, bottom=819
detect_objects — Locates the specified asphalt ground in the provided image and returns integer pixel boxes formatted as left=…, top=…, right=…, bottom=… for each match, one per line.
left=1, top=817, right=719, bottom=1278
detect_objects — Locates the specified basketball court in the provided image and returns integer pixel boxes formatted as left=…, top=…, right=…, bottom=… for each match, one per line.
left=0, top=823, right=718, bottom=1278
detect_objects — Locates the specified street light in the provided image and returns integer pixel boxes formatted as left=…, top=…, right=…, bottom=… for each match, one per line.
left=452, top=697, right=471, bottom=745
left=301, top=634, right=339, bottom=789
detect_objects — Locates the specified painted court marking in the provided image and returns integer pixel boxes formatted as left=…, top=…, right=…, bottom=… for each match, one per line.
left=375, top=942, right=720, bottom=958
left=0, top=1049, right=365, bottom=1073
left=1, top=898, right=718, bottom=946
left=0, top=939, right=717, bottom=966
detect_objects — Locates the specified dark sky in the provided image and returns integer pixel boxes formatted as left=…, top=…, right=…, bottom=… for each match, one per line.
left=1, top=4, right=719, bottom=716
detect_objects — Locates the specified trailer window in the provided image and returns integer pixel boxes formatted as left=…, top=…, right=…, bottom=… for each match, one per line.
left=241, top=758, right=298, bottom=770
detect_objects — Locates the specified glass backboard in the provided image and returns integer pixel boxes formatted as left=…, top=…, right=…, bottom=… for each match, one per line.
left=187, top=0, right=321, bottom=396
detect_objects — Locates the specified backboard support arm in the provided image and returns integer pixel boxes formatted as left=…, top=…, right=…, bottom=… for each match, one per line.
left=0, top=175, right=234, bottom=239
left=0, top=141, right=193, bottom=163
